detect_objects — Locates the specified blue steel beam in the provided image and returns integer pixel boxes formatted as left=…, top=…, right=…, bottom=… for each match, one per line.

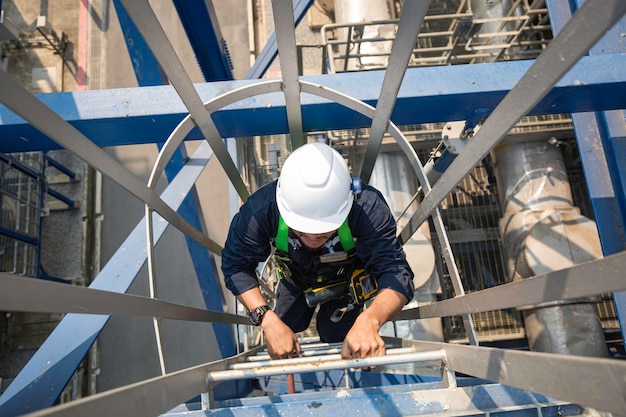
left=112, top=0, right=168, bottom=86
left=245, top=0, right=314, bottom=79
left=1, top=54, right=625, bottom=153
left=45, top=154, right=78, bottom=180
left=45, top=186, right=76, bottom=208
left=546, top=0, right=626, bottom=340
left=112, top=0, right=237, bottom=358
left=0, top=226, right=38, bottom=246
left=171, top=0, right=232, bottom=81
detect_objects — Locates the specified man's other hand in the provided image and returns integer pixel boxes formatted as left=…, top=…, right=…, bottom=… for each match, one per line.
left=341, top=312, right=385, bottom=360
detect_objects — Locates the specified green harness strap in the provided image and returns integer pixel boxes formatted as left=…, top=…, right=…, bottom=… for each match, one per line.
left=276, top=215, right=354, bottom=253
left=276, top=215, right=290, bottom=253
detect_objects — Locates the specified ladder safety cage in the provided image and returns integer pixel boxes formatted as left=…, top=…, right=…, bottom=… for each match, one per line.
left=0, top=0, right=624, bottom=416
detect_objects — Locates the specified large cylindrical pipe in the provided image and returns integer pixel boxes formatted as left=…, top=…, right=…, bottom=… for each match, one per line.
left=492, top=139, right=607, bottom=357
left=370, top=152, right=442, bottom=343
left=334, top=0, right=396, bottom=71
left=523, top=303, right=609, bottom=357
left=371, top=152, right=443, bottom=375
left=470, top=0, right=524, bottom=62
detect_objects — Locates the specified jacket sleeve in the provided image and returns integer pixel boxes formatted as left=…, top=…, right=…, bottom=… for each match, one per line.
left=221, top=186, right=277, bottom=296
left=350, top=187, right=415, bottom=303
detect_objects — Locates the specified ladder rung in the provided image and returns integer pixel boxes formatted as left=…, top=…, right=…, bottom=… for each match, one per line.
left=231, top=347, right=417, bottom=370
left=207, top=349, right=447, bottom=382
left=248, top=343, right=396, bottom=361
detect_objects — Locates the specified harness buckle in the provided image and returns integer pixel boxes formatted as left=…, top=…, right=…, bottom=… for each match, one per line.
left=348, top=269, right=378, bottom=305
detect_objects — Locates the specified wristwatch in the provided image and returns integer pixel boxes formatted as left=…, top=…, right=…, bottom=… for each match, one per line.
left=249, top=305, right=271, bottom=326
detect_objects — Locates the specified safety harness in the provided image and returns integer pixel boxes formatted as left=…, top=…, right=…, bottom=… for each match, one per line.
left=271, top=178, right=378, bottom=313
left=275, top=216, right=355, bottom=253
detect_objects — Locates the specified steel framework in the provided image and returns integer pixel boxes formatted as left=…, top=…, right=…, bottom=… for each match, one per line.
left=0, top=0, right=625, bottom=416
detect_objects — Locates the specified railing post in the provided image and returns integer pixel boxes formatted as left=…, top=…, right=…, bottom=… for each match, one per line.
left=440, top=357, right=457, bottom=389
left=201, top=384, right=215, bottom=410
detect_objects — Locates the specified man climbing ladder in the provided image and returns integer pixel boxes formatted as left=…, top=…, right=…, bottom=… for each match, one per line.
left=221, top=142, right=415, bottom=360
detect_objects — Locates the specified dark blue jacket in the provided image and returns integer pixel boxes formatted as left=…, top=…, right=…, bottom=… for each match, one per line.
left=221, top=181, right=415, bottom=303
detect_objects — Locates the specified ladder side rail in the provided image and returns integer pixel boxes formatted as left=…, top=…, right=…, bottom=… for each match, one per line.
left=395, top=337, right=626, bottom=417
left=396, top=250, right=626, bottom=320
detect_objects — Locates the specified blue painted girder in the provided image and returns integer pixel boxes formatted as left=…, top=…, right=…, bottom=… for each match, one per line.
left=171, top=0, right=233, bottom=81
left=245, top=0, right=315, bottom=80
left=112, top=0, right=168, bottom=86
left=546, top=0, right=626, bottom=341
left=1, top=54, right=625, bottom=153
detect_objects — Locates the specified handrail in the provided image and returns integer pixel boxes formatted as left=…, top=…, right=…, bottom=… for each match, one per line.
left=207, top=349, right=447, bottom=382
left=320, top=8, right=551, bottom=71
left=230, top=347, right=418, bottom=369
left=0, top=273, right=249, bottom=325
left=394, top=337, right=626, bottom=417
left=397, top=250, right=626, bottom=320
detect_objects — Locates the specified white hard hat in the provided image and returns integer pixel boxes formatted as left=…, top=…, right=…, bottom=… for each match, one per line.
left=276, top=142, right=353, bottom=234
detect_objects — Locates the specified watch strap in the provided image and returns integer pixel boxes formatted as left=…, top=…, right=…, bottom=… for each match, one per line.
left=249, top=305, right=270, bottom=326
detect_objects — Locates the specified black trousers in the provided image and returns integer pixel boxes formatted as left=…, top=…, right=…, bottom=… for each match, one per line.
left=273, top=279, right=363, bottom=343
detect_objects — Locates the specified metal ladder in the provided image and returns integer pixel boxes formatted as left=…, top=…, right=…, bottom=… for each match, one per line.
left=161, top=340, right=582, bottom=417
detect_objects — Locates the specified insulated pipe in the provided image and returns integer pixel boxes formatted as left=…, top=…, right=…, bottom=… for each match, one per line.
left=469, top=0, right=524, bottom=62
left=370, top=152, right=442, bottom=344
left=333, top=0, right=396, bottom=71
left=492, top=139, right=608, bottom=357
